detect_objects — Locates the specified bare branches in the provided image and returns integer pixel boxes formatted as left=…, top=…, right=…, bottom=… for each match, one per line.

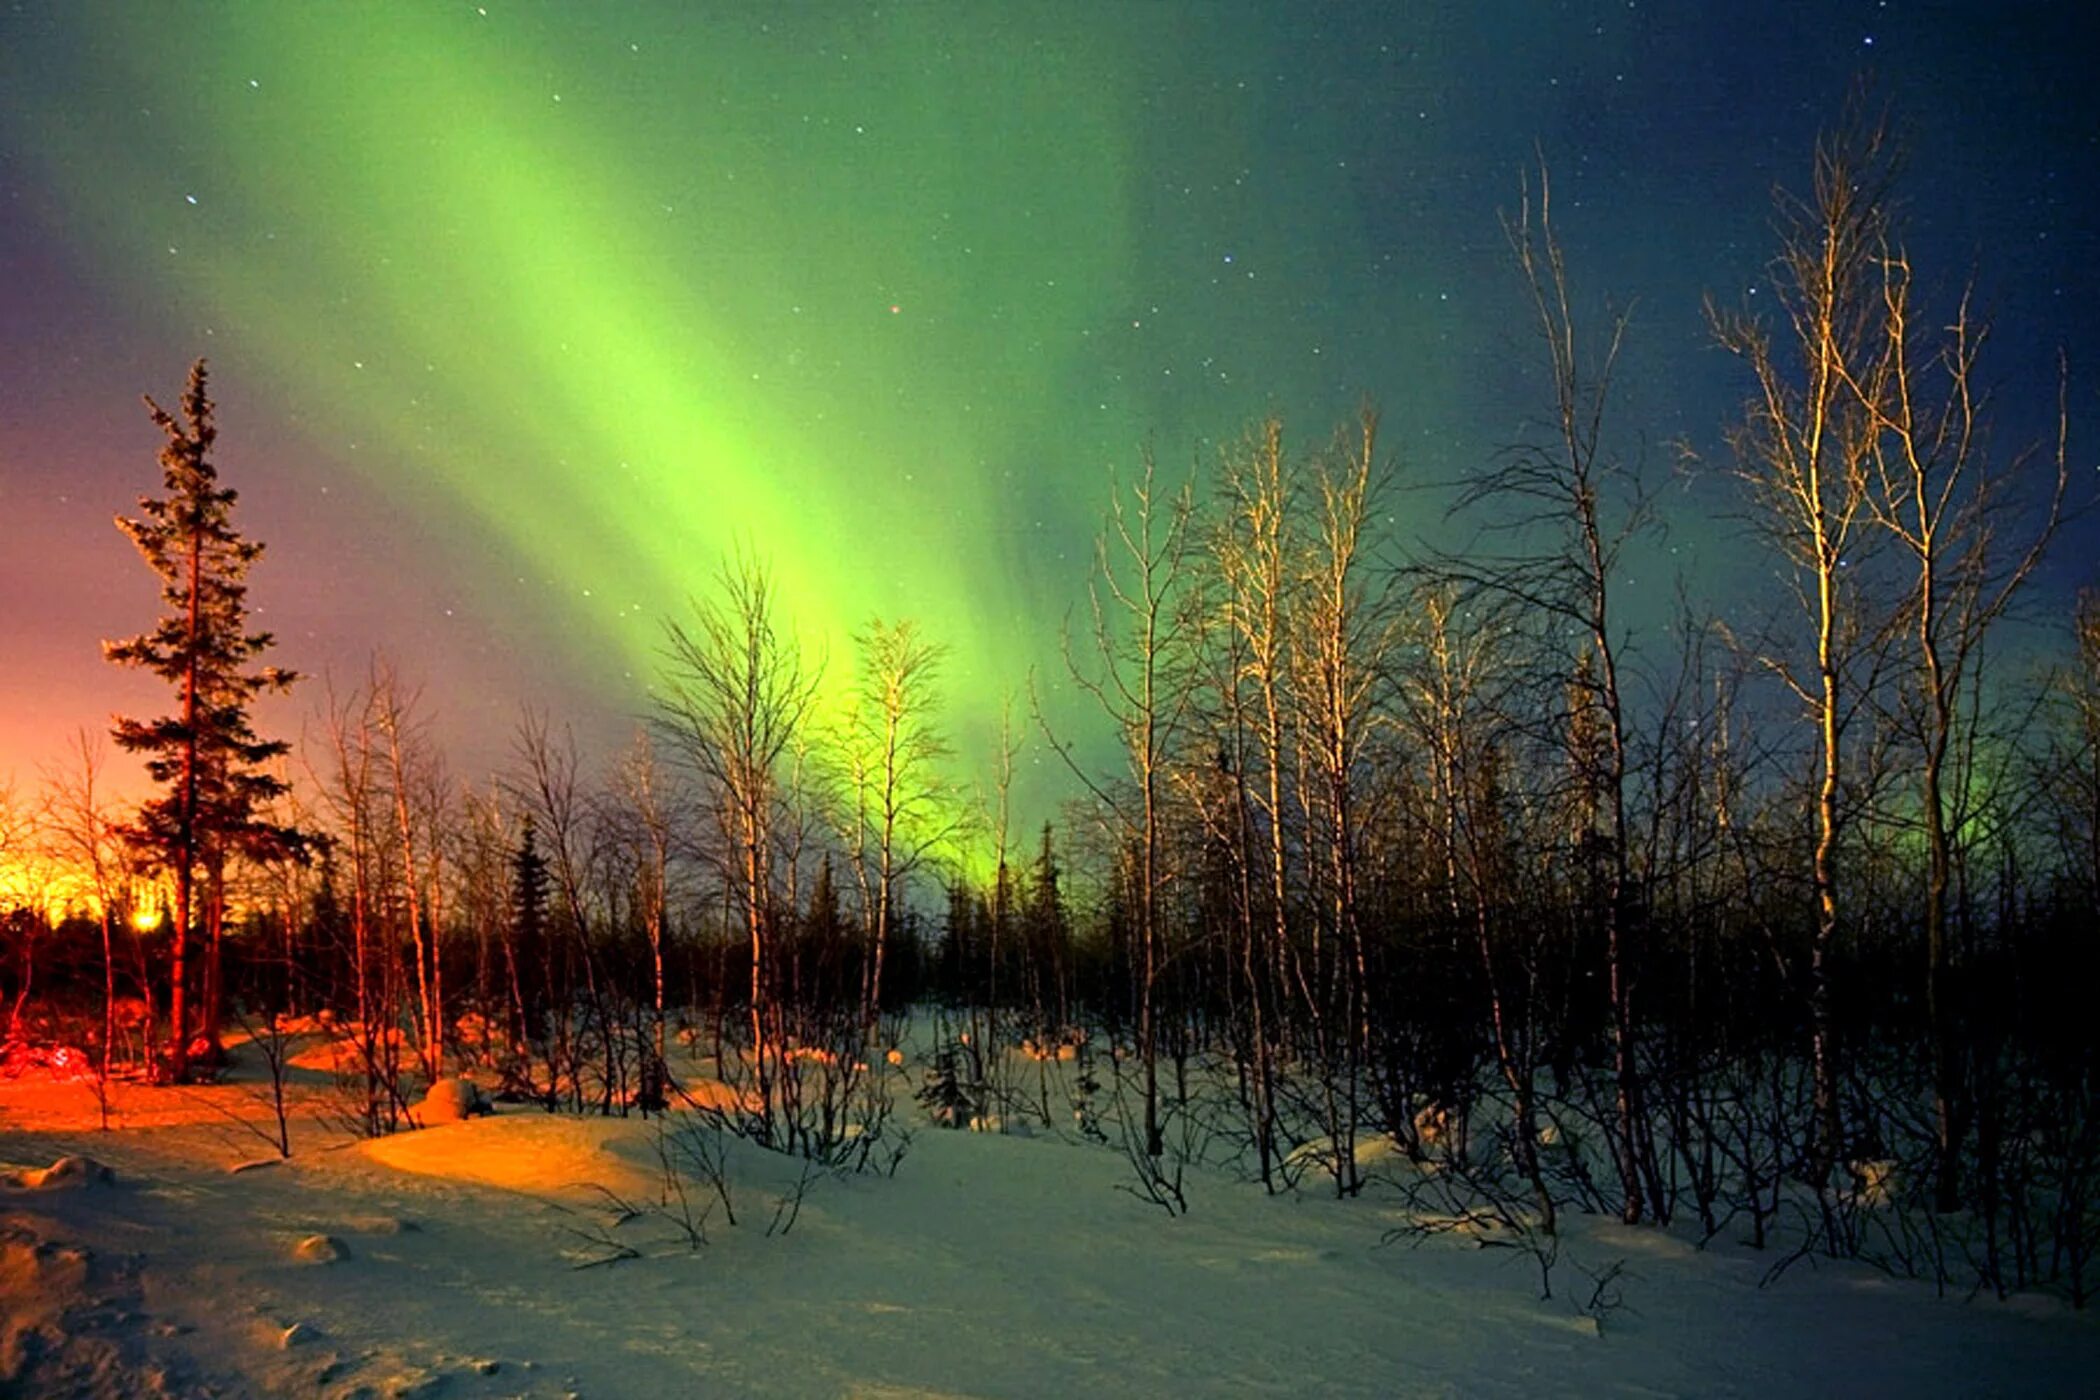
left=1048, top=450, right=1198, bottom=1161
left=656, top=551, right=823, bottom=1145
left=838, top=617, right=955, bottom=1045
left=1713, top=110, right=1908, bottom=1192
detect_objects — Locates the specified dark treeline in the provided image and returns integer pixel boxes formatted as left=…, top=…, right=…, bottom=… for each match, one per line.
left=4, top=113, right=2096, bottom=1303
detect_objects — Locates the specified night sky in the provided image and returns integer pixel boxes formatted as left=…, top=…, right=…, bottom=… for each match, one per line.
left=3, top=2, right=2095, bottom=823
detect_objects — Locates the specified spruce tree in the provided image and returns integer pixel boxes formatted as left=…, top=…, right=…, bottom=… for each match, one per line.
left=510, top=814, right=551, bottom=1053
left=1022, top=823, right=1070, bottom=1034
left=106, top=359, right=300, bottom=1081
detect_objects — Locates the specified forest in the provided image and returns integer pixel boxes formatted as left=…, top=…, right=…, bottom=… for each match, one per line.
left=5, top=110, right=2096, bottom=1322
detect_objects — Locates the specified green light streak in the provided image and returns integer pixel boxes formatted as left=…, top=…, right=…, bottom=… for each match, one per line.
left=10, top=5, right=1138, bottom=728
left=3, top=3, right=1464, bottom=869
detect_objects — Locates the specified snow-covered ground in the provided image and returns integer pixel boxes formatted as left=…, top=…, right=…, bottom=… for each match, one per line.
left=3, top=1038, right=2095, bottom=1398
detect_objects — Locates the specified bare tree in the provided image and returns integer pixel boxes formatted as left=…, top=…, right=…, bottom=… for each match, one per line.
left=1459, top=162, right=1655, bottom=1221
left=314, top=678, right=400, bottom=1133
left=0, top=781, right=47, bottom=1047
left=842, top=618, right=953, bottom=1050
left=374, top=662, right=448, bottom=1083
left=1710, top=109, right=1895, bottom=1190
left=513, top=711, right=616, bottom=1111
left=658, top=552, right=822, bottom=1144
left=2044, top=594, right=2100, bottom=906
left=1398, top=582, right=1557, bottom=1233
left=451, top=784, right=520, bottom=1070
left=1291, top=409, right=1400, bottom=1196
left=1854, top=252, right=2067, bottom=1211
left=1209, top=417, right=1297, bottom=1189
left=0, top=782, right=27, bottom=890
left=1046, top=452, right=1197, bottom=1162
left=41, top=732, right=126, bottom=1116
left=614, top=730, right=676, bottom=1105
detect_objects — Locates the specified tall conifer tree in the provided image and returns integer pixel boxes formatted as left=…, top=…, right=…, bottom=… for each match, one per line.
left=106, top=359, right=300, bottom=1081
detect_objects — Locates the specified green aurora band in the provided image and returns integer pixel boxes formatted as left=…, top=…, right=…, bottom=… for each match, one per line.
left=6, top=3, right=2096, bottom=880
left=15, top=6, right=1137, bottom=670
left=6, top=3, right=1474, bottom=854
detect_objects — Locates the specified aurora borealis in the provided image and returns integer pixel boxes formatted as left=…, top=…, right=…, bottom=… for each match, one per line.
left=3, top=2, right=2095, bottom=825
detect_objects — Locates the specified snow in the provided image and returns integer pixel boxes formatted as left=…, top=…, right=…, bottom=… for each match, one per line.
left=363, top=1114, right=660, bottom=1202
left=292, top=1234, right=350, bottom=1265
left=416, top=1075, right=493, bottom=1125
left=2, top=1036, right=2096, bottom=1397
left=4, top=1153, right=113, bottom=1191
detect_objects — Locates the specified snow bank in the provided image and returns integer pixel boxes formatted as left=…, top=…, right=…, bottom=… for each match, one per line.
left=2, top=1069, right=2095, bottom=1396
left=1282, top=1131, right=1408, bottom=1180
left=361, top=1112, right=658, bottom=1201
left=3, top=1155, right=113, bottom=1191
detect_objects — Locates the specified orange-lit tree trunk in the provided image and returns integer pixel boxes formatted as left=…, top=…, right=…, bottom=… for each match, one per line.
left=323, top=683, right=384, bottom=1133
left=377, top=667, right=443, bottom=1083
left=1713, top=113, right=1891, bottom=1193
left=1216, top=417, right=1295, bottom=1188
left=1293, top=409, right=1394, bottom=1197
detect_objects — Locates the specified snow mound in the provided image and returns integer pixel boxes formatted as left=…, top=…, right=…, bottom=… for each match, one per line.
left=674, top=1074, right=763, bottom=1114
left=417, top=1075, right=492, bottom=1124
left=277, top=1321, right=323, bottom=1349
left=1284, top=1132, right=1407, bottom=1179
left=361, top=1112, right=658, bottom=1200
left=4, top=1154, right=114, bottom=1191
left=292, top=1233, right=349, bottom=1263
left=967, top=1114, right=1035, bottom=1137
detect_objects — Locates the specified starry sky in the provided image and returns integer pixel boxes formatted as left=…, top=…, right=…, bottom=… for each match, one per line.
left=2, top=1, right=2095, bottom=831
